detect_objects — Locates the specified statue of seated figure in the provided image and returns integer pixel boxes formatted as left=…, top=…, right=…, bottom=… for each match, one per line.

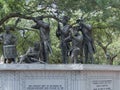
left=19, top=42, right=45, bottom=64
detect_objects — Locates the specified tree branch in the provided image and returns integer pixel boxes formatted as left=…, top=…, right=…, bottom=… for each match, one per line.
left=97, top=40, right=107, bottom=53
left=0, top=13, right=34, bottom=26
left=0, top=13, right=62, bottom=26
left=110, top=54, right=117, bottom=65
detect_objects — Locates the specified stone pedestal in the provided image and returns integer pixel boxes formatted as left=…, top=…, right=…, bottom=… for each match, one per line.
left=0, top=64, right=119, bottom=90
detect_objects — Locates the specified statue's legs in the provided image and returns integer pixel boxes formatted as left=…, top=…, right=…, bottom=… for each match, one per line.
left=11, top=58, right=15, bottom=63
left=61, top=44, right=68, bottom=64
left=4, top=59, right=7, bottom=63
left=42, top=42, right=49, bottom=63
left=5, top=58, right=13, bottom=63
left=89, top=53, right=94, bottom=64
left=84, top=44, right=88, bottom=64
left=44, top=47, right=49, bottom=63
left=71, top=48, right=80, bottom=64
left=79, top=46, right=84, bottom=63
left=40, top=42, right=46, bottom=63
left=40, top=43, right=44, bottom=62
left=88, top=42, right=94, bottom=64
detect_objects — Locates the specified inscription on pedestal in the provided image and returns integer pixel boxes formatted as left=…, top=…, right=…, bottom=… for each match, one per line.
left=24, top=77, right=66, bottom=90
left=90, top=79, right=113, bottom=90
left=27, top=85, right=63, bottom=90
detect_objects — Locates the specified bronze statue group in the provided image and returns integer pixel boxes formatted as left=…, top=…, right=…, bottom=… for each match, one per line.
left=0, top=15, right=96, bottom=64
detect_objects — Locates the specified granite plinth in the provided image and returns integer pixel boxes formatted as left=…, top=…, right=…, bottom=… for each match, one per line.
left=0, top=64, right=119, bottom=90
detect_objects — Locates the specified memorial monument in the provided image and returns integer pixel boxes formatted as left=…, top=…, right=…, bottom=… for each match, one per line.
left=0, top=10, right=116, bottom=90
left=0, top=0, right=119, bottom=90
left=0, top=14, right=96, bottom=64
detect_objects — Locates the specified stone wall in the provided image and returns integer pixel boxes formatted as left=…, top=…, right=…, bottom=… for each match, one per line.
left=0, top=64, right=119, bottom=90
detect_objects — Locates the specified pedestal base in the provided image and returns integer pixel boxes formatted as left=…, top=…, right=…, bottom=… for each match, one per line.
left=0, top=64, right=119, bottom=90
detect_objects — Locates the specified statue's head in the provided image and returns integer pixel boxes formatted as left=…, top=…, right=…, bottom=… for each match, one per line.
left=72, top=26, right=79, bottom=35
left=62, top=16, right=70, bottom=25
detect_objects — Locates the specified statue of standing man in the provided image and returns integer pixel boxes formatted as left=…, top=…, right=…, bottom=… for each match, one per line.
left=56, top=16, right=71, bottom=64
left=0, top=26, right=17, bottom=63
left=32, top=16, right=52, bottom=63
left=64, top=26, right=83, bottom=63
left=77, top=19, right=96, bottom=64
